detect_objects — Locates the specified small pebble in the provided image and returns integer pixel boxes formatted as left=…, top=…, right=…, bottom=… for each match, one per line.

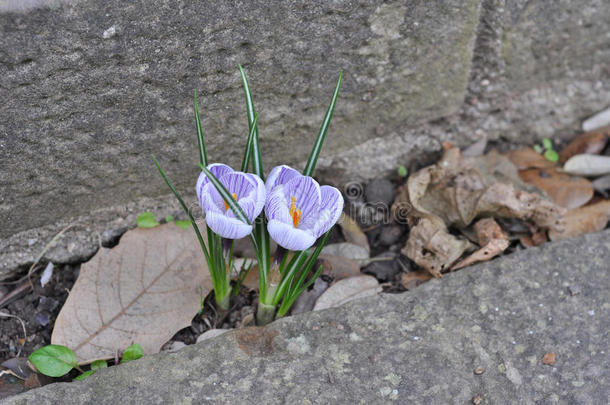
left=472, top=394, right=483, bottom=405
left=568, top=285, right=581, bottom=296
left=474, top=367, right=485, bottom=375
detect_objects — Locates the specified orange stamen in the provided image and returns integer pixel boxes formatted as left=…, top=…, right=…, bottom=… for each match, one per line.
left=224, top=193, right=237, bottom=211
left=289, top=196, right=302, bottom=228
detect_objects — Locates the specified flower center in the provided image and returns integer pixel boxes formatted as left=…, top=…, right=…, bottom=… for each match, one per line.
left=289, top=196, right=302, bottom=228
left=224, top=193, right=237, bottom=211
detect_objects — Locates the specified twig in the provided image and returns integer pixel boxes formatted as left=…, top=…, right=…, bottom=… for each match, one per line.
left=0, top=311, right=28, bottom=357
left=0, top=281, right=32, bottom=309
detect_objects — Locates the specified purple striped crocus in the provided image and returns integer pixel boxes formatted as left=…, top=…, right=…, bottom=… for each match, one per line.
left=196, top=163, right=266, bottom=239
left=264, top=165, right=343, bottom=251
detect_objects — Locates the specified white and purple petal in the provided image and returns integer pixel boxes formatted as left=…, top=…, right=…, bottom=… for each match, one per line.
left=196, top=163, right=234, bottom=203
left=312, top=185, right=344, bottom=237
left=267, top=219, right=317, bottom=251
left=265, top=165, right=301, bottom=193
left=205, top=211, right=253, bottom=239
left=279, top=175, right=321, bottom=224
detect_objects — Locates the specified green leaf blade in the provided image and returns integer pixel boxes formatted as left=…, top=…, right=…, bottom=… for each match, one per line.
left=28, top=344, right=77, bottom=377
left=174, top=220, right=190, bottom=229
left=544, top=149, right=559, bottom=163
left=240, top=112, right=259, bottom=172
left=239, top=65, right=264, bottom=180
left=194, top=90, right=208, bottom=167
left=90, top=360, right=107, bottom=371
left=303, top=70, right=343, bottom=177
left=136, top=212, right=160, bottom=228
left=121, top=343, right=144, bottom=364
left=75, top=370, right=95, bottom=381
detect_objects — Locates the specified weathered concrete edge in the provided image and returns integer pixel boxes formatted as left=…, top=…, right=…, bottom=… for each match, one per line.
left=4, top=229, right=609, bottom=404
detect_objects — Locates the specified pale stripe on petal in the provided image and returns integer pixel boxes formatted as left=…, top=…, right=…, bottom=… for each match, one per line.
left=206, top=211, right=253, bottom=239
left=265, top=165, right=301, bottom=193
left=268, top=219, right=317, bottom=251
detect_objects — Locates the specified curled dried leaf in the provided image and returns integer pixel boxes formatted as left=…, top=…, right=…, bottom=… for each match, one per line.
left=549, top=200, right=610, bottom=241
left=559, top=126, right=608, bottom=163
left=519, top=168, right=593, bottom=209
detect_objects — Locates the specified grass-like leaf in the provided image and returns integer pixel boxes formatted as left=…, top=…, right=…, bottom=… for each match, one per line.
left=193, top=90, right=208, bottom=167
left=238, top=65, right=264, bottom=180
left=240, top=112, right=259, bottom=172
left=152, top=155, right=211, bottom=265
left=303, top=70, right=343, bottom=177
left=199, top=165, right=251, bottom=226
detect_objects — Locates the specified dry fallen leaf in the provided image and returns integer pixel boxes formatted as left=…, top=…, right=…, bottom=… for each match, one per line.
left=52, top=223, right=211, bottom=362
left=559, top=126, right=608, bottom=164
left=400, top=270, right=433, bottom=289
left=313, top=275, right=381, bottom=311
left=451, top=218, right=510, bottom=270
left=506, top=147, right=554, bottom=170
left=404, top=217, right=474, bottom=277
left=519, top=168, right=593, bottom=209
left=549, top=200, right=610, bottom=241
left=318, top=254, right=362, bottom=280
left=394, top=147, right=565, bottom=276
left=338, top=213, right=370, bottom=254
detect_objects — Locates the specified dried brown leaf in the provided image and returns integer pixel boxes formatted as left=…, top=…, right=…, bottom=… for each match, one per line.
left=318, top=254, right=362, bottom=280
left=400, top=270, right=433, bottom=289
left=519, top=168, right=593, bottom=209
left=451, top=239, right=509, bottom=270
left=559, top=126, right=609, bottom=164
left=52, top=224, right=211, bottom=362
left=473, top=217, right=506, bottom=246
left=338, top=213, right=370, bottom=253
left=395, top=147, right=565, bottom=276
left=313, top=275, right=381, bottom=311
left=506, top=147, right=554, bottom=170
left=403, top=217, right=474, bottom=278
left=549, top=200, right=610, bottom=241
left=542, top=352, right=556, bottom=365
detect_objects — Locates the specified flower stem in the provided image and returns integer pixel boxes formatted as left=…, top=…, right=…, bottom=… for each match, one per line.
left=216, top=291, right=230, bottom=311
left=256, top=302, right=276, bottom=326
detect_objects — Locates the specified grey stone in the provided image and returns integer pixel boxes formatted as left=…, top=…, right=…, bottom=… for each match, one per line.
left=364, top=178, right=395, bottom=207
left=6, top=230, right=609, bottom=404
left=376, top=224, right=404, bottom=246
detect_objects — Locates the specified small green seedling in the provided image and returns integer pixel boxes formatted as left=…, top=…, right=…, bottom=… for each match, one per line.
left=29, top=343, right=143, bottom=381
left=534, top=138, right=559, bottom=163
left=120, top=343, right=144, bottom=364
left=136, top=212, right=160, bottom=228
left=397, top=165, right=408, bottom=178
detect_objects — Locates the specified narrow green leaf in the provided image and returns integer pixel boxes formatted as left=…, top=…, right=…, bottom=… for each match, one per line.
left=544, top=149, right=559, bottom=163
left=28, top=344, right=77, bottom=377
left=75, top=370, right=95, bottom=381
left=238, top=65, right=264, bottom=179
left=152, top=155, right=211, bottom=266
left=240, top=112, right=259, bottom=172
left=136, top=212, right=160, bottom=228
left=193, top=90, right=208, bottom=167
left=90, top=360, right=107, bottom=371
left=303, top=70, right=343, bottom=177
left=533, top=144, right=543, bottom=154
left=200, top=165, right=251, bottom=226
left=174, top=220, right=190, bottom=229
left=121, top=343, right=144, bottom=364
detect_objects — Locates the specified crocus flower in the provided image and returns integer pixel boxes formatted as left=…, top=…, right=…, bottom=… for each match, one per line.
left=265, top=165, right=343, bottom=251
left=196, top=163, right=266, bottom=239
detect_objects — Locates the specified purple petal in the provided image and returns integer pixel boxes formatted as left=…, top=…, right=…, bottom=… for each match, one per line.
left=268, top=219, right=317, bottom=251
left=196, top=163, right=234, bottom=204
left=247, top=173, right=266, bottom=219
left=265, top=165, right=301, bottom=193
left=279, top=175, right=321, bottom=225
left=265, top=185, right=292, bottom=223
left=205, top=211, right=253, bottom=239
left=311, top=185, right=344, bottom=237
